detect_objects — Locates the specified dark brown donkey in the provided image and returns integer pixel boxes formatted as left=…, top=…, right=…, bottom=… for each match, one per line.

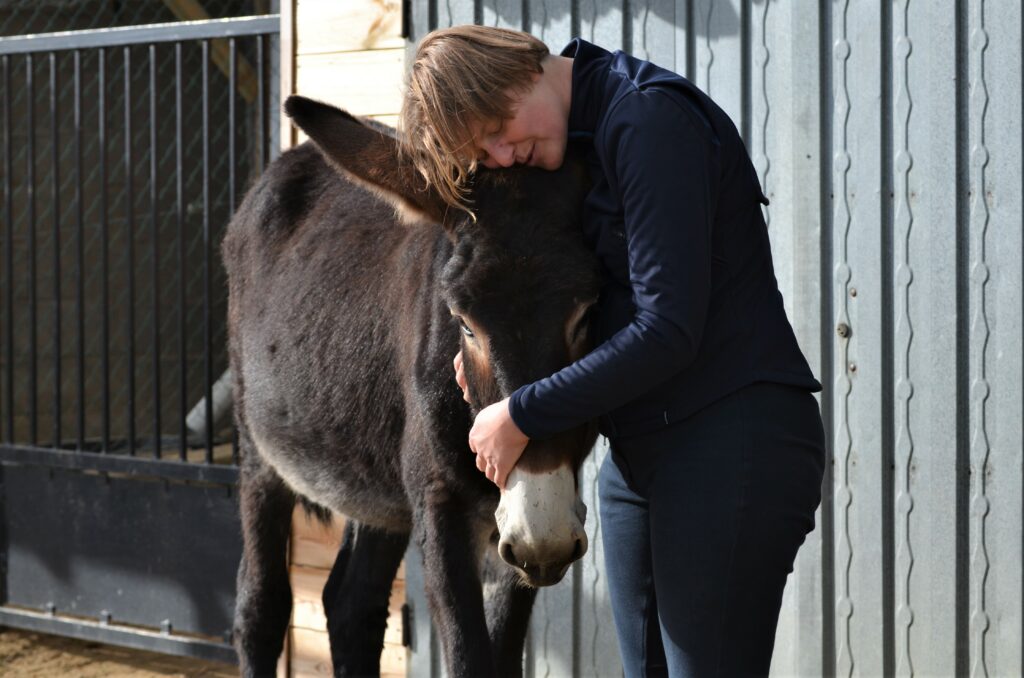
left=222, top=96, right=600, bottom=677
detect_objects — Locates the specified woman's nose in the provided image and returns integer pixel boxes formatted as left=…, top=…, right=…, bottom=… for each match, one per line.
left=481, top=139, right=515, bottom=167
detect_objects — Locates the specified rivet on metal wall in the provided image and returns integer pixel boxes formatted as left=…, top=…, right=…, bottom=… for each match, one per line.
left=848, top=362, right=857, bottom=373
left=837, top=323, right=851, bottom=338
left=850, top=287, right=857, bottom=297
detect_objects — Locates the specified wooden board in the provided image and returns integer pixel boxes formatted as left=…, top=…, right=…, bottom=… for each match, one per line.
left=290, top=627, right=407, bottom=678
left=280, top=0, right=297, bottom=150
left=290, top=509, right=406, bottom=577
left=291, top=509, right=346, bottom=569
left=295, top=48, right=405, bottom=117
left=297, top=0, right=404, bottom=55
left=285, top=508, right=407, bottom=677
left=291, top=565, right=405, bottom=645
left=283, top=2, right=408, bottom=671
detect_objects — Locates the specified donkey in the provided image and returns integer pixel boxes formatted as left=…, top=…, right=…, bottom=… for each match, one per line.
left=222, top=95, right=600, bottom=678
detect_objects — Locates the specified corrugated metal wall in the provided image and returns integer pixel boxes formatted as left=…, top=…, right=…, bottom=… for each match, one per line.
left=403, top=2, right=1024, bottom=676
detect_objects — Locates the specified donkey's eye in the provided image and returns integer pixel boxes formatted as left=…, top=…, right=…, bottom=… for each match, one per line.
left=459, top=319, right=475, bottom=338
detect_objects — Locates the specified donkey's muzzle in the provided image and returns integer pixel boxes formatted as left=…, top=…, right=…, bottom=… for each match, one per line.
left=498, top=534, right=586, bottom=586
left=494, top=465, right=589, bottom=587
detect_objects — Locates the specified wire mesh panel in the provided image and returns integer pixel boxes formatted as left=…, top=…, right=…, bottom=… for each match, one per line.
left=0, top=0, right=265, bottom=37
left=0, top=9, right=280, bottom=661
left=0, top=17, right=278, bottom=472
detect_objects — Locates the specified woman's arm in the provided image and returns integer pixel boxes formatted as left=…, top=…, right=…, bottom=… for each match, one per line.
left=509, top=90, right=720, bottom=439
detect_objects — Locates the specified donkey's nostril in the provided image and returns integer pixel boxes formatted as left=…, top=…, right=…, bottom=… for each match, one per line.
left=571, top=538, right=585, bottom=562
left=499, top=541, right=518, bottom=567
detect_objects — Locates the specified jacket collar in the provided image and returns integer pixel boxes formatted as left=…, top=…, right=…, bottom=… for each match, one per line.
left=561, top=38, right=614, bottom=136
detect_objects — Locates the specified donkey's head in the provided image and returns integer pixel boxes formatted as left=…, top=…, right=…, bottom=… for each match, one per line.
left=285, top=96, right=600, bottom=587
left=441, top=167, right=601, bottom=586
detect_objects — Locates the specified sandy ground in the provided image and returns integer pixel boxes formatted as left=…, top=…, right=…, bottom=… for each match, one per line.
left=0, top=627, right=237, bottom=677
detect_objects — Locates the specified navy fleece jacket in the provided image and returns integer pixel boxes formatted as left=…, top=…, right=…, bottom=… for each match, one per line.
left=507, top=39, right=821, bottom=440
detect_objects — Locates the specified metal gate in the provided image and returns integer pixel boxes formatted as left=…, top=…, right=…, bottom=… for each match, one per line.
left=405, top=2, right=1023, bottom=677
left=0, top=14, right=279, bottom=662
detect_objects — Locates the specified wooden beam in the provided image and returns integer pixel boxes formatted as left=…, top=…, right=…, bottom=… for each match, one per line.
left=277, top=634, right=290, bottom=678
left=160, top=0, right=260, bottom=103
left=290, top=627, right=407, bottom=677
left=280, top=0, right=297, bottom=149
left=295, top=48, right=404, bottom=117
left=296, top=0, right=403, bottom=55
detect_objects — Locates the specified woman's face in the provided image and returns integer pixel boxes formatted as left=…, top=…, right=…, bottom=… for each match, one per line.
left=473, top=68, right=570, bottom=171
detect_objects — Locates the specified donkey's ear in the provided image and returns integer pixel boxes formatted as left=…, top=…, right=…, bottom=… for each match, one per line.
left=284, top=95, right=450, bottom=226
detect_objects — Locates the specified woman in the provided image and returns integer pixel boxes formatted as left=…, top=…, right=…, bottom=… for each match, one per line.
left=400, top=25, right=825, bottom=677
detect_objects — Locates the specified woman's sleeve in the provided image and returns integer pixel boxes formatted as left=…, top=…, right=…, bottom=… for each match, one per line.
left=508, top=90, right=720, bottom=440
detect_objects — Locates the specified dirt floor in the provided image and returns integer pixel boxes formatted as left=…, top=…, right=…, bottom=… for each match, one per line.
left=0, top=627, right=237, bottom=677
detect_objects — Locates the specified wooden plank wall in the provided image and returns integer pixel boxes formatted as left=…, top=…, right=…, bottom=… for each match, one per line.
left=285, top=511, right=407, bottom=678
left=279, top=1, right=407, bottom=676
left=295, top=0, right=405, bottom=128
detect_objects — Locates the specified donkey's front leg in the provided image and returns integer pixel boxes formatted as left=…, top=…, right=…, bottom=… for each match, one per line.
left=481, top=547, right=537, bottom=677
left=418, top=491, right=495, bottom=677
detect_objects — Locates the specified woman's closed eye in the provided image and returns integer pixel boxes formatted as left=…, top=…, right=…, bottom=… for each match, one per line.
left=484, top=119, right=505, bottom=139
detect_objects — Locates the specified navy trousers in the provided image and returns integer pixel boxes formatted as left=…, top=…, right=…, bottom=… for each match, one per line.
left=598, top=382, right=825, bottom=677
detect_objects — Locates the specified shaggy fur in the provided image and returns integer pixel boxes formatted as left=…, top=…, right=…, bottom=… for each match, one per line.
left=224, top=96, right=599, bottom=677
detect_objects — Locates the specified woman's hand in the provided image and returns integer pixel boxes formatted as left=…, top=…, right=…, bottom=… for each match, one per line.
left=453, top=350, right=470, bottom=402
left=469, top=397, right=529, bottom=489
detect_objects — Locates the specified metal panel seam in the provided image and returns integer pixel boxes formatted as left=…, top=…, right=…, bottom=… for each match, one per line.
left=953, top=1, right=971, bottom=674
left=892, top=1, right=916, bottom=674
left=880, top=0, right=897, bottom=673
left=752, top=0, right=769, bottom=232
left=818, top=0, right=837, bottom=673
left=832, top=0, right=855, bottom=674
left=966, top=0, right=992, bottom=675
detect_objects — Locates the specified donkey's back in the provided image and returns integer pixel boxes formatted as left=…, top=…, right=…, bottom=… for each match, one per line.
left=223, top=142, right=442, bottom=531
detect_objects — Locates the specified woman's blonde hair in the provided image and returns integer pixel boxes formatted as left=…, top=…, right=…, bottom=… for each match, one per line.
left=399, top=25, right=549, bottom=212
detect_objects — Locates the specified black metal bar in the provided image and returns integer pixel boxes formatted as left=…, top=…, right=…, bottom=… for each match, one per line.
left=202, top=40, right=213, bottom=463
left=0, top=16, right=280, bottom=55
left=149, top=44, right=161, bottom=459
left=402, top=0, right=412, bottom=38
left=124, top=46, right=136, bottom=455
left=229, top=38, right=236, bottom=213
left=0, top=445, right=239, bottom=485
left=26, top=54, right=37, bottom=446
left=739, top=0, right=750, bottom=149
left=175, top=42, right=186, bottom=462
left=2, top=55, right=12, bottom=444
left=50, top=52, right=61, bottom=449
left=0, top=607, right=238, bottom=664
left=256, top=34, right=265, bottom=173
left=227, top=40, right=237, bottom=470
left=74, top=50, right=84, bottom=451
left=99, top=47, right=109, bottom=453
left=953, top=2, right=970, bottom=672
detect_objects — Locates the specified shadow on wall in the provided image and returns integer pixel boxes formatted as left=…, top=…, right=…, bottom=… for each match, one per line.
left=462, top=0, right=787, bottom=42
left=2, top=466, right=241, bottom=642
